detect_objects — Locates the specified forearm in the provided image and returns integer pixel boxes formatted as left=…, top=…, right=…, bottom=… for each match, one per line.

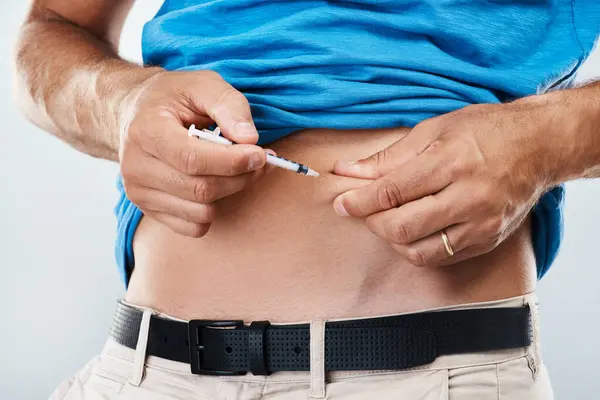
left=14, top=11, right=163, bottom=161
left=558, top=81, right=600, bottom=180
left=520, top=80, right=600, bottom=186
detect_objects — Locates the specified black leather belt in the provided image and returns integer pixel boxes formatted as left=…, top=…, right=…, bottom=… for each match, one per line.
left=110, top=301, right=531, bottom=376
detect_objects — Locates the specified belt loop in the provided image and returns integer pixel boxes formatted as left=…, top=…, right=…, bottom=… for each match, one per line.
left=309, top=320, right=327, bottom=399
left=248, top=321, right=271, bottom=375
left=525, top=294, right=541, bottom=380
left=129, top=309, right=153, bottom=386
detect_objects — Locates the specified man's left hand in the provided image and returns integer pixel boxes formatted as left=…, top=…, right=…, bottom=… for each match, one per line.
left=332, top=100, right=560, bottom=267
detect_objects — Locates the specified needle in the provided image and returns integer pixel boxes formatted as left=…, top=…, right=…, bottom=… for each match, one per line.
left=188, top=124, right=320, bottom=177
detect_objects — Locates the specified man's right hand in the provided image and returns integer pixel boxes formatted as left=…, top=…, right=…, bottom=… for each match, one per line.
left=16, top=3, right=269, bottom=238
left=119, top=70, right=269, bottom=238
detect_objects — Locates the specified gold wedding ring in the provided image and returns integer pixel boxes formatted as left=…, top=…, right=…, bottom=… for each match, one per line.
left=441, top=230, right=454, bottom=256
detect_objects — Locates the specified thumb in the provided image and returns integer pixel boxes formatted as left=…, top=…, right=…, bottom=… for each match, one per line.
left=333, top=145, right=400, bottom=179
left=333, top=122, right=438, bottom=179
left=193, top=72, right=260, bottom=144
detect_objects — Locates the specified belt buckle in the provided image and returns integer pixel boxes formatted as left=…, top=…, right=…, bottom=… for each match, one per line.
left=188, top=319, right=246, bottom=375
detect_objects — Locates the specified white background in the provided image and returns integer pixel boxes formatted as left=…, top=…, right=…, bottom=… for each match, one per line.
left=1, top=1, right=598, bottom=398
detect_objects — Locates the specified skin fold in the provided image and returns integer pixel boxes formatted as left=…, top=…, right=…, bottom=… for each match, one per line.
left=13, top=1, right=600, bottom=321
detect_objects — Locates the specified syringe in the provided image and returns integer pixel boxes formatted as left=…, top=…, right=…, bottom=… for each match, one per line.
left=188, top=124, right=320, bottom=177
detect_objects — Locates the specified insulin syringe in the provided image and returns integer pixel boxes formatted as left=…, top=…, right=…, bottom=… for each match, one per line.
left=188, top=124, right=319, bottom=177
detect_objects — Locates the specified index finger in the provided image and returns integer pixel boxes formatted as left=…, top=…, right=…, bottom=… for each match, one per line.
left=140, top=117, right=266, bottom=176
left=333, top=152, right=449, bottom=217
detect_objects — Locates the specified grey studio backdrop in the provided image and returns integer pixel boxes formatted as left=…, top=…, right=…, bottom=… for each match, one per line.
left=0, top=2, right=598, bottom=399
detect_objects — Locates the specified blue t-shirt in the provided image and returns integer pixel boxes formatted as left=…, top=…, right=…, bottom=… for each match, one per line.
left=114, top=0, right=600, bottom=286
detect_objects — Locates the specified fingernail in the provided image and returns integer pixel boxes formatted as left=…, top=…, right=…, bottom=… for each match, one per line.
left=248, top=153, right=262, bottom=170
left=235, top=121, right=258, bottom=140
left=265, top=148, right=277, bottom=156
left=334, top=199, right=349, bottom=217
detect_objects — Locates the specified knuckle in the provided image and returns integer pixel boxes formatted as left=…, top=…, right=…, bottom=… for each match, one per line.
left=406, top=247, right=427, bottom=267
left=467, top=142, right=486, bottom=170
left=179, top=147, right=206, bottom=175
left=389, top=221, right=410, bottom=244
left=427, top=139, right=444, bottom=153
left=483, top=194, right=509, bottom=216
left=413, top=119, right=431, bottom=131
left=130, top=116, right=167, bottom=156
left=447, top=158, right=467, bottom=181
left=377, top=179, right=403, bottom=209
left=150, top=134, right=170, bottom=160
left=412, top=118, right=437, bottom=136
left=199, top=69, right=222, bottom=81
left=130, top=118, right=151, bottom=142
left=213, top=87, right=247, bottom=116
left=179, top=147, right=196, bottom=174
left=165, top=168, right=184, bottom=188
left=229, top=150, right=250, bottom=174
left=123, top=122, right=139, bottom=144
left=119, top=161, right=135, bottom=181
left=223, top=87, right=247, bottom=106
left=124, top=186, right=145, bottom=208
left=372, top=149, right=388, bottom=167
left=193, top=178, right=215, bottom=204
left=126, top=115, right=146, bottom=135
left=478, top=185, right=499, bottom=210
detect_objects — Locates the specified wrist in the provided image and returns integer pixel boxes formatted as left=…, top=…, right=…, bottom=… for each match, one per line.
left=96, top=63, right=165, bottom=156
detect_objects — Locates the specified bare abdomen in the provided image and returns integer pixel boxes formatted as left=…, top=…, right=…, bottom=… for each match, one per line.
left=125, top=127, right=536, bottom=322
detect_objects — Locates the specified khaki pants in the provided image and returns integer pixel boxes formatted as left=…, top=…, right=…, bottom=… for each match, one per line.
left=51, top=294, right=554, bottom=399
